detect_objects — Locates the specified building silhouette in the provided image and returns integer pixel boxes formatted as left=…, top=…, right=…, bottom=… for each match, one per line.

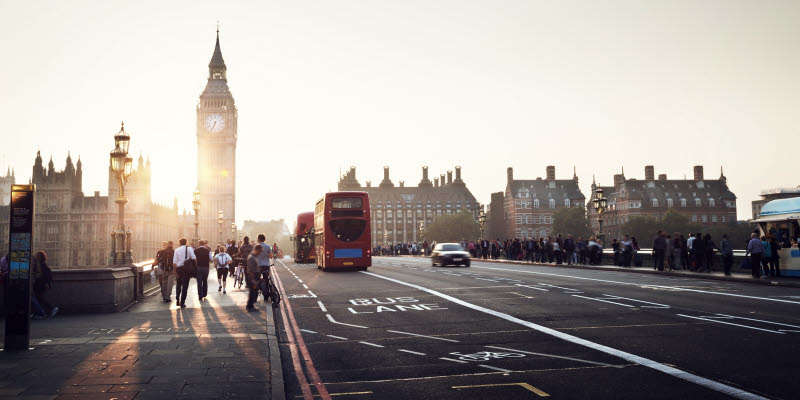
left=504, top=166, right=586, bottom=239
left=196, top=28, right=237, bottom=243
left=338, top=166, right=479, bottom=246
left=589, top=165, right=737, bottom=239
left=0, top=168, right=14, bottom=206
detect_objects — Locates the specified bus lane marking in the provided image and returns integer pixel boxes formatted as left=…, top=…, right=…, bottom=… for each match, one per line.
left=361, top=271, right=769, bottom=400
left=326, top=314, right=368, bottom=329
left=346, top=297, right=448, bottom=314
left=485, top=346, right=623, bottom=368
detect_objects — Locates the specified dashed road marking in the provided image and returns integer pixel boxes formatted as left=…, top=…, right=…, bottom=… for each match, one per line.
left=677, top=314, right=785, bottom=334
left=327, top=335, right=349, bottom=340
left=359, top=341, right=384, bottom=348
left=398, top=349, right=426, bottom=356
left=386, top=329, right=460, bottom=343
left=317, top=301, right=328, bottom=312
left=299, top=329, right=317, bottom=334
left=440, top=357, right=469, bottom=364
left=478, top=364, right=512, bottom=373
left=326, top=314, right=368, bottom=329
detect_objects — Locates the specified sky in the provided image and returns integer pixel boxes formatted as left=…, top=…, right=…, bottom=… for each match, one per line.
left=1, top=0, right=798, bottom=226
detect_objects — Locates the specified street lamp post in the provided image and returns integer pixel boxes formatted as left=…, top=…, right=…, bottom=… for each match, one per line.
left=231, top=222, right=236, bottom=243
left=478, top=205, right=487, bottom=240
left=592, top=187, right=608, bottom=243
left=192, top=190, right=200, bottom=247
left=108, top=122, right=134, bottom=265
left=217, top=210, right=224, bottom=246
left=418, top=221, right=424, bottom=256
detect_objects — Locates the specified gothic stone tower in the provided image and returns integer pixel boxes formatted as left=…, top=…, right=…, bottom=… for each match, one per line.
left=197, top=28, right=237, bottom=243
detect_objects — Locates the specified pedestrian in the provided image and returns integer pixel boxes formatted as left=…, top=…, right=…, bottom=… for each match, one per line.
left=704, top=234, right=716, bottom=272
left=692, top=232, right=706, bottom=272
left=652, top=230, right=667, bottom=271
left=195, top=239, right=211, bottom=300
left=720, top=234, right=733, bottom=276
left=664, top=234, right=674, bottom=271
left=612, top=239, right=621, bottom=266
left=761, top=235, right=773, bottom=277
left=745, top=233, right=764, bottom=278
left=672, top=234, right=683, bottom=270
left=31, top=251, right=58, bottom=319
left=236, top=236, right=254, bottom=289
left=215, top=245, right=232, bottom=293
left=172, top=238, right=196, bottom=308
left=152, top=241, right=174, bottom=302
left=248, top=234, right=273, bottom=310
left=621, top=235, right=633, bottom=267
left=246, top=244, right=265, bottom=311
left=769, top=235, right=781, bottom=277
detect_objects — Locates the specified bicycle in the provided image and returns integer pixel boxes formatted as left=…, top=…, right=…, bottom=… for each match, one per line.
left=258, top=268, right=281, bottom=308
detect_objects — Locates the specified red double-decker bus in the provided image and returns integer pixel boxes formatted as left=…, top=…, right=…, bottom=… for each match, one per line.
left=292, top=212, right=316, bottom=264
left=314, top=192, right=372, bottom=271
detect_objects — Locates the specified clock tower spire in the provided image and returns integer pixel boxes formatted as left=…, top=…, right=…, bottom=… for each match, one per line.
left=196, top=25, right=237, bottom=243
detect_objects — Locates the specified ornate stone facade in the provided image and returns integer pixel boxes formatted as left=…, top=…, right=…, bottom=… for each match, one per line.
left=338, top=166, right=479, bottom=246
left=589, top=165, right=737, bottom=239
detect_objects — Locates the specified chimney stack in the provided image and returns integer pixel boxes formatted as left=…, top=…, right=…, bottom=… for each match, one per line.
left=440, top=174, right=445, bottom=186
left=693, top=165, right=704, bottom=180
left=422, top=166, right=429, bottom=180
left=383, top=166, right=390, bottom=180
left=658, top=174, right=667, bottom=181
left=546, top=166, right=555, bottom=180
left=645, top=165, right=655, bottom=181
left=350, top=166, right=356, bottom=180
left=400, top=181, right=404, bottom=188
left=366, top=181, right=371, bottom=188
left=447, top=171, right=453, bottom=184
left=434, top=177, right=439, bottom=187
left=455, top=166, right=462, bottom=182
left=614, top=174, right=624, bottom=187
left=507, top=167, right=514, bottom=184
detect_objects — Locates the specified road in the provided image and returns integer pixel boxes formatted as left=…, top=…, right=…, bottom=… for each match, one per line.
left=272, top=256, right=800, bottom=400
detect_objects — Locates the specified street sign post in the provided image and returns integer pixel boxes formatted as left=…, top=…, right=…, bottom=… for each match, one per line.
left=5, top=184, right=35, bottom=350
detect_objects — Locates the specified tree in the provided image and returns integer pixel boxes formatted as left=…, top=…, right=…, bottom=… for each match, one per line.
left=424, top=212, right=481, bottom=243
left=552, top=207, right=592, bottom=238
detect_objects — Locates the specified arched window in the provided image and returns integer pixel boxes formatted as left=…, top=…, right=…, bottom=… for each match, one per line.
left=695, top=198, right=701, bottom=207
left=651, top=198, right=659, bottom=207
left=548, top=198, right=555, bottom=208
left=564, top=199, right=571, bottom=207
left=533, top=199, right=540, bottom=208
left=667, top=198, right=673, bottom=208
left=709, top=198, right=715, bottom=207
left=680, top=198, right=687, bottom=207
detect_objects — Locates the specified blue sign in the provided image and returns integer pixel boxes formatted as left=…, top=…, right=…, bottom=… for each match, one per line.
left=335, top=249, right=362, bottom=258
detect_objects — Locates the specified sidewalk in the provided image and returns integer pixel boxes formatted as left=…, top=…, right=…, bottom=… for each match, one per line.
left=395, top=255, right=800, bottom=289
left=0, top=273, right=283, bottom=400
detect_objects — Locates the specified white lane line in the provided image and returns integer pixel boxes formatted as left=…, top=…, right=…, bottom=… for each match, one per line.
left=317, top=301, right=328, bottom=313
left=439, top=357, right=469, bottom=364
left=326, top=314, right=368, bottom=329
left=572, top=295, right=636, bottom=308
left=299, top=329, right=317, bottom=334
left=327, top=335, right=349, bottom=340
left=359, top=341, right=384, bottom=348
left=515, top=284, right=549, bottom=292
left=398, top=349, right=426, bottom=356
left=297, top=279, right=303, bottom=283
left=485, top=345, right=622, bottom=368
left=361, top=271, right=768, bottom=400
left=307, top=290, right=317, bottom=298
left=302, top=284, right=309, bottom=289
left=473, top=265, right=800, bottom=305
left=538, top=283, right=581, bottom=292
left=603, top=295, right=670, bottom=308
left=478, top=364, right=512, bottom=373
left=386, top=330, right=460, bottom=343
left=713, top=313, right=800, bottom=329
left=676, top=314, right=785, bottom=334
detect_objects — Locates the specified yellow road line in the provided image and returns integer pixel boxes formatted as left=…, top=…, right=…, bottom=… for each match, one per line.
left=452, top=382, right=550, bottom=397
left=295, top=391, right=373, bottom=398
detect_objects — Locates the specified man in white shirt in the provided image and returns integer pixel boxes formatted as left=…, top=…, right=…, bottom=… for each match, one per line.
left=172, top=237, right=196, bottom=308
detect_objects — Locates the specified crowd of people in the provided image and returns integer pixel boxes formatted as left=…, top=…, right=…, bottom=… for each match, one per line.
left=375, top=229, right=794, bottom=279
left=152, top=234, right=279, bottom=311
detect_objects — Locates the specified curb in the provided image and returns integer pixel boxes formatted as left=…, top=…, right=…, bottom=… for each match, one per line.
left=266, top=303, right=285, bottom=400
left=387, top=255, right=800, bottom=289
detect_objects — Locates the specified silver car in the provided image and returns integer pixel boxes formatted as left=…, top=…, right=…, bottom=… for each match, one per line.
left=431, top=243, right=471, bottom=267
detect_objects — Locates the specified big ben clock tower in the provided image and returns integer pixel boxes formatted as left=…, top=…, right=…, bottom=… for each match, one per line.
left=197, top=27, right=237, bottom=243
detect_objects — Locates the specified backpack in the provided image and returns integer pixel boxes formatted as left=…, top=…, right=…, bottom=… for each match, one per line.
left=40, top=262, right=54, bottom=287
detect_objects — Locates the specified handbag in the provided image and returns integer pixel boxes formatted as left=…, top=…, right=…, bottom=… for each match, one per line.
left=183, top=246, right=198, bottom=277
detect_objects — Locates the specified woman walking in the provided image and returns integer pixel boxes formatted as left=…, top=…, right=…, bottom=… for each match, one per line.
left=32, top=251, right=58, bottom=319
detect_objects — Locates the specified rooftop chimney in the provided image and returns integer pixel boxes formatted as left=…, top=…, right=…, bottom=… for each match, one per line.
left=434, top=177, right=439, bottom=187
left=423, top=166, right=429, bottom=180
left=507, top=167, right=513, bottom=184
left=384, top=166, right=390, bottom=180
left=440, top=174, right=445, bottom=186
left=447, top=171, right=453, bottom=184
left=546, top=166, right=555, bottom=180
left=399, top=181, right=404, bottom=188
left=658, top=174, right=667, bottom=181
left=693, top=165, right=704, bottom=181
left=645, top=165, right=655, bottom=181
left=614, top=174, right=625, bottom=188
left=379, top=166, right=394, bottom=188
left=366, top=181, right=371, bottom=188
left=455, top=166, right=462, bottom=182
left=350, top=166, right=356, bottom=180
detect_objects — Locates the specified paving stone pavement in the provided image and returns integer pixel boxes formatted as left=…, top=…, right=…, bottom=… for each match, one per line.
left=0, top=272, right=276, bottom=400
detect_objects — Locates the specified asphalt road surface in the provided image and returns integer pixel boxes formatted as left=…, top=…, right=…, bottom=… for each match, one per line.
left=271, top=256, right=800, bottom=400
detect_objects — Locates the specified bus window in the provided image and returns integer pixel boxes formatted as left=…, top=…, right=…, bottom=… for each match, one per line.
left=330, top=219, right=366, bottom=242
left=332, top=198, right=363, bottom=209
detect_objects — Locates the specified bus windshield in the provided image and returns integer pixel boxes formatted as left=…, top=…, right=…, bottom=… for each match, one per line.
left=330, top=219, right=367, bottom=242
left=332, top=198, right=363, bottom=209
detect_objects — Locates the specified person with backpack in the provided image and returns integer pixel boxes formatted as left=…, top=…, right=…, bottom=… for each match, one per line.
left=195, top=240, right=212, bottom=301
left=215, top=245, right=232, bottom=294
left=172, top=238, right=196, bottom=308
left=32, top=251, right=58, bottom=319
left=152, top=241, right=174, bottom=303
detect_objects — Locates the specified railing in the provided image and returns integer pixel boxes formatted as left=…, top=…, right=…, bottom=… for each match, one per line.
left=133, top=259, right=157, bottom=299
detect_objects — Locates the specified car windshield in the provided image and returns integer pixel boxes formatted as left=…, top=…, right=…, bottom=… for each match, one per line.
left=439, top=244, right=464, bottom=252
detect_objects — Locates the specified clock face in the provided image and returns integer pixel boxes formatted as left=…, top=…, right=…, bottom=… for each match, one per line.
left=205, top=114, right=225, bottom=133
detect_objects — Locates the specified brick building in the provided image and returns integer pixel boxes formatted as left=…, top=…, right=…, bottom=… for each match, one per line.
left=504, top=166, right=586, bottom=239
left=589, top=165, right=737, bottom=239
left=338, top=166, right=479, bottom=246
